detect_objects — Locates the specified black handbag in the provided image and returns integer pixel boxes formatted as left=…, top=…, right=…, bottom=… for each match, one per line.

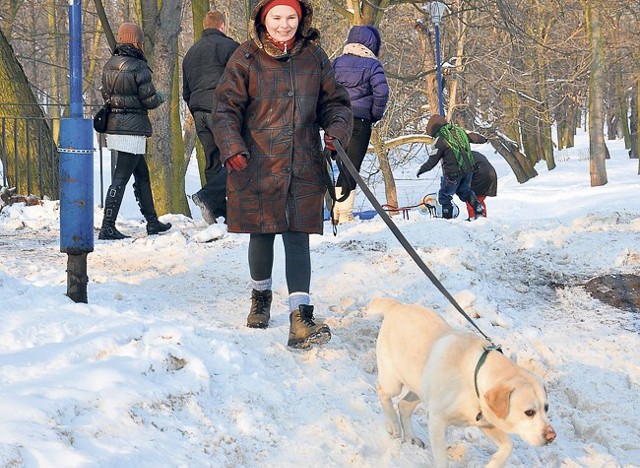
left=93, top=102, right=111, bottom=133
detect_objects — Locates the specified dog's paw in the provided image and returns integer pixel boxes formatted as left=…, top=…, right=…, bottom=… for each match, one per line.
left=385, top=422, right=402, bottom=439
left=446, top=444, right=465, bottom=461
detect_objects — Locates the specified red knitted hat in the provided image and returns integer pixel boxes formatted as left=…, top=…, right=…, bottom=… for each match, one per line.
left=260, top=0, right=303, bottom=24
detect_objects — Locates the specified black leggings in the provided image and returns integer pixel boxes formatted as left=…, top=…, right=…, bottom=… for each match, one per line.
left=248, top=232, right=311, bottom=293
left=111, top=151, right=150, bottom=189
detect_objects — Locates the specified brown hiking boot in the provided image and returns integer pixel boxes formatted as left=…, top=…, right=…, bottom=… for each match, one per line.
left=247, top=289, right=272, bottom=329
left=287, top=305, right=331, bottom=349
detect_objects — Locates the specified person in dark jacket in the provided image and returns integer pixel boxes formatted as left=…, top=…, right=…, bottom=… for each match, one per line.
left=416, top=114, right=486, bottom=220
left=182, top=11, right=239, bottom=224
left=466, top=151, right=497, bottom=219
left=331, top=25, right=389, bottom=223
left=98, top=22, right=170, bottom=240
left=211, top=0, right=353, bottom=348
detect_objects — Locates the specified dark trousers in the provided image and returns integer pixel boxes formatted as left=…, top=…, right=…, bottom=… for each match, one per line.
left=194, top=110, right=227, bottom=219
left=248, top=232, right=311, bottom=294
left=438, top=171, right=477, bottom=206
left=335, top=117, right=372, bottom=191
left=111, top=151, right=150, bottom=191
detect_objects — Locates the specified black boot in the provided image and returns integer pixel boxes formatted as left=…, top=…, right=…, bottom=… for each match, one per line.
left=441, top=203, right=454, bottom=219
left=99, top=185, right=130, bottom=240
left=287, top=305, right=331, bottom=349
left=134, top=182, right=172, bottom=235
left=247, top=289, right=272, bottom=329
left=146, top=219, right=172, bottom=235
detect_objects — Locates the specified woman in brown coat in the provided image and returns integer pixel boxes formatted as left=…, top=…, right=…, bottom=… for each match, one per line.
left=211, top=0, right=353, bottom=349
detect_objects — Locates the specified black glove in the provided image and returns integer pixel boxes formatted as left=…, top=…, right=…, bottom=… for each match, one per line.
left=416, top=164, right=429, bottom=178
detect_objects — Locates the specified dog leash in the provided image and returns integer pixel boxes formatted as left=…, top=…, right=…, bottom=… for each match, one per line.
left=332, top=140, right=500, bottom=347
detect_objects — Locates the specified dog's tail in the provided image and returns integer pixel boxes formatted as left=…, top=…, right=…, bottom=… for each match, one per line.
left=366, top=297, right=399, bottom=316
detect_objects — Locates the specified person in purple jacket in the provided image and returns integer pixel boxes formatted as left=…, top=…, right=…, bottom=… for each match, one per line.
left=331, top=25, right=389, bottom=224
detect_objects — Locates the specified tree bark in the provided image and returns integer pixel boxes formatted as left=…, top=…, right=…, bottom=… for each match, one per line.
left=0, top=27, right=58, bottom=197
left=370, top=128, right=398, bottom=216
left=629, top=79, right=638, bottom=159
left=140, top=0, right=189, bottom=216
left=190, top=0, right=207, bottom=189
left=488, top=134, right=538, bottom=184
left=92, top=0, right=116, bottom=51
left=585, top=2, right=608, bottom=186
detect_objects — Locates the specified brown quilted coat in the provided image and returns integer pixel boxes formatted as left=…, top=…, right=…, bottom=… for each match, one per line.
left=211, top=0, right=353, bottom=234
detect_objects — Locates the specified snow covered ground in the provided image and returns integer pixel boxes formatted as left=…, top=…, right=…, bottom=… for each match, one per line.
left=1, top=131, right=639, bottom=467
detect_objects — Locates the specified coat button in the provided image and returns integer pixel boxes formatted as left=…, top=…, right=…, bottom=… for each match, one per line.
left=282, top=166, right=291, bottom=173
left=286, top=91, right=293, bottom=97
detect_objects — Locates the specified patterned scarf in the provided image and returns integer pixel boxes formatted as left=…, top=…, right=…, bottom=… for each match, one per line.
left=436, top=124, right=474, bottom=169
left=343, top=43, right=377, bottom=59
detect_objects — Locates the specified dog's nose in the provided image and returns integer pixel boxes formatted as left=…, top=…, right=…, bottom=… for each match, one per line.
left=545, top=425, right=556, bottom=444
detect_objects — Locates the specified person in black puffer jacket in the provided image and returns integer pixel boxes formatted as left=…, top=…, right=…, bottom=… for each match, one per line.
left=182, top=11, right=239, bottom=225
left=331, top=25, right=389, bottom=224
left=98, top=22, right=170, bottom=240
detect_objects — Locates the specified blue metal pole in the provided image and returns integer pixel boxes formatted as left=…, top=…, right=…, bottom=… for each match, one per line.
left=68, top=0, right=83, bottom=118
left=435, top=23, right=445, bottom=116
left=60, top=0, right=93, bottom=302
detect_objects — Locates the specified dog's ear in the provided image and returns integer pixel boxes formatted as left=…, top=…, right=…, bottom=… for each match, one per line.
left=484, top=384, right=514, bottom=419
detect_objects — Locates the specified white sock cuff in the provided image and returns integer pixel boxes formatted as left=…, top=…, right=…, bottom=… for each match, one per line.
left=288, top=292, right=310, bottom=312
left=251, top=277, right=272, bottom=292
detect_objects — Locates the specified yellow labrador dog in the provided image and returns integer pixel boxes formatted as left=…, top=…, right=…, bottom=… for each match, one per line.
left=371, top=297, right=556, bottom=467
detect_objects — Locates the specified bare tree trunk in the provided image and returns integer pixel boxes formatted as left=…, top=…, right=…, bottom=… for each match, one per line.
left=503, top=92, right=522, bottom=148
left=370, top=128, right=398, bottom=216
left=48, top=0, right=60, bottom=138
left=637, top=78, right=640, bottom=175
left=613, top=31, right=631, bottom=149
left=629, top=79, right=638, bottom=159
left=533, top=41, right=555, bottom=171
left=140, top=0, right=189, bottom=216
left=183, top=113, right=197, bottom=171
left=446, top=0, right=468, bottom=121
left=520, top=106, right=540, bottom=164
left=488, top=134, right=538, bottom=184
left=189, top=0, right=207, bottom=189
left=414, top=8, right=439, bottom=117
left=92, top=0, right=116, bottom=51
left=0, top=27, right=58, bottom=197
left=585, top=2, right=608, bottom=186
left=606, top=77, right=619, bottom=140
left=1, top=0, right=25, bottom=38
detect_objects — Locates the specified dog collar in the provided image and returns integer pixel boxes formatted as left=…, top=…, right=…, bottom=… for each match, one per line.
left=474, top=344, right=503, bottom=398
